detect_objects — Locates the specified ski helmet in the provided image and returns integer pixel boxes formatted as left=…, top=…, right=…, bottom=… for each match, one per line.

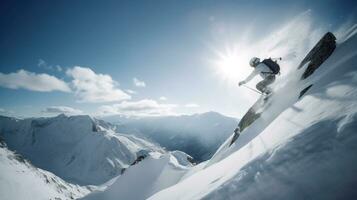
left=249, top=57, right=260, bottom=67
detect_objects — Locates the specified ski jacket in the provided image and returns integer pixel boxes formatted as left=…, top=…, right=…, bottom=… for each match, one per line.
left=242, top=62, right=273, bottom=83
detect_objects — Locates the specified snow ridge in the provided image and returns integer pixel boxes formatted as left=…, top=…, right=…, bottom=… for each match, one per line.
left=0, top=141, right=91, bottom=200
left=0, top=114, right=164, bottom=185
left=148, top=28, right=357, bottom=200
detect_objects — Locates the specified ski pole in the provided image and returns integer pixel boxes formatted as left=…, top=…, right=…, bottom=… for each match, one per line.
left=242, top=85, right=262, bottom=94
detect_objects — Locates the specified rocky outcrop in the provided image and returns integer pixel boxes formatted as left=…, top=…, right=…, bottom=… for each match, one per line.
left=298, top=32, right=336, bottom=79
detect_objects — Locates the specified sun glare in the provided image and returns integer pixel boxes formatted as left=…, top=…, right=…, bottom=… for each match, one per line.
left=214, top=46, right=252, bottom=83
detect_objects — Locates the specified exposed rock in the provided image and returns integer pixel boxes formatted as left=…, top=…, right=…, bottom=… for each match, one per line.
left=299, top=32, right=336, bottom=79
left=299, top=84, right=313, bottom=99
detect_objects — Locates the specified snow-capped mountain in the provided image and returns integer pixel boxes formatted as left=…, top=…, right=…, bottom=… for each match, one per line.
left=147, top=29, right=357, bottom=199
left=104, top=111, right=238, bottom=162
left=0, top=141, right=91, bottom=200
left=2, top=25, right=357, bottom=200
left=0, top=114, right=164, bottom=185
left=82, top=151, right=193, bottom=200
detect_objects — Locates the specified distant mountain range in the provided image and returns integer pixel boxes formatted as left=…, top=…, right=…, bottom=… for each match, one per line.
left=102, top=111, right=239, bottom=162
left=0, top=114, right=164, bottom=185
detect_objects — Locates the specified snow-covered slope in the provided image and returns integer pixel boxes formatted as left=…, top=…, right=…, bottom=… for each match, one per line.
left=0, top=114, right=163, bottom=185
left=82, top=152, right=192, bottom=200
left=0, top=141, right=91, bottom=200
left=105, top=112, right=238, bottom=162
left=148, top=28, right=357, bottom=199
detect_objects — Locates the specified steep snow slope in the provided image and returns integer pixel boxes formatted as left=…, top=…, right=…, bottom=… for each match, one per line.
left=148, top=29, right=357, bottom=199
left=0, top=141, right=91, bottom=200
left=106, top=112, right=238, bottom=162
left=82, top=152, right=192, bottom=200
left=0, top=114, right=163, bottom=185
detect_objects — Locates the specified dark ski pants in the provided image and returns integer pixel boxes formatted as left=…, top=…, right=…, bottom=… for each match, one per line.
left=256, top=75, right=275, bottom=94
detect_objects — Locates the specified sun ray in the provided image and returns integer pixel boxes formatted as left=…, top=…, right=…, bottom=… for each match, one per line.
left=212, top=43, right=253, bottom=84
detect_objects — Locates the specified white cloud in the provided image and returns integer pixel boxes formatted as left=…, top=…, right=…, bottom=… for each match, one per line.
left=66, top=66, right=131, bottom=103
left=185, top=103, right=200, bottom=108
left=0, top=108, right=15, bottom=117
left=38, top=59, right=62, bottom=72
left=126, top=89, right=137, bottom=94
left=42, top=106, right=83, bottom=115
left=38, top=59, right=46, bottom=68
left=97, top=99, right=177, bottom=117
left=0, top=69, right=71, bottom=92
left=159, top=96, right=167, bottom=101
left=133, top=77, right=146, bottom=87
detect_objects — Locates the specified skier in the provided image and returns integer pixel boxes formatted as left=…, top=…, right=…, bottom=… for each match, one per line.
left=238, top=57, right=281, bottom=95
left=230, top=57, right=281, bottom=147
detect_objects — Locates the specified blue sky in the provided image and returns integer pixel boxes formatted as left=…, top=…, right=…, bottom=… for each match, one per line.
left=0, top=0, right=356, bottom=118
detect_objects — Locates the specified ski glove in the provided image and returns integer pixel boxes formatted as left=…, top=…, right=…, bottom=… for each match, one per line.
left=238, top=81, right=246, bottom=86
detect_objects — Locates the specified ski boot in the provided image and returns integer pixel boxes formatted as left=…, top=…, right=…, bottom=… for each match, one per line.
left=229, top=127, right=240, bottom=146
left=263, top=90, right=273, bottom=101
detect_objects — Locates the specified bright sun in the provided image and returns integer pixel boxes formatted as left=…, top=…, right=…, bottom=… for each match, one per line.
left=214, top=46, right=252, bottom=83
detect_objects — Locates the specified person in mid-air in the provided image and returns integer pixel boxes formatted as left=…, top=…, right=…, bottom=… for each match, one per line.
left=238, top=57, right=281, bottom=95
left=230, top=57, right=281, bottom=146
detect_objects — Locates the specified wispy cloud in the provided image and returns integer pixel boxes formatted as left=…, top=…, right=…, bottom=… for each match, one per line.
left=42, top=106, right=83, bottom=115
left=38, top=59, right=62, bottom=72
left=97, top=99, right=177, bottom=117
left=133, top=77, right=146, bottom=87
left=126, top=89, right=137, bottom=94
left=159, top=96, right=167, bottom=101
left=66, top=66, right=131, bottom=103
left=0, top=108, right=15, bottom=116
left=184, top=103, right=199, bottom=108
left=55, top=65, right=63, bottom=72
left=0, top=108, right=7, bottom=115
left=0, top=69, right=71, bottom=92
left=38, top=59, right=46, bottom=67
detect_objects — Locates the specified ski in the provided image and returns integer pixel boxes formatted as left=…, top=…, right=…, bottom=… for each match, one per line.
left=229, top=127, right=240, bottom=146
